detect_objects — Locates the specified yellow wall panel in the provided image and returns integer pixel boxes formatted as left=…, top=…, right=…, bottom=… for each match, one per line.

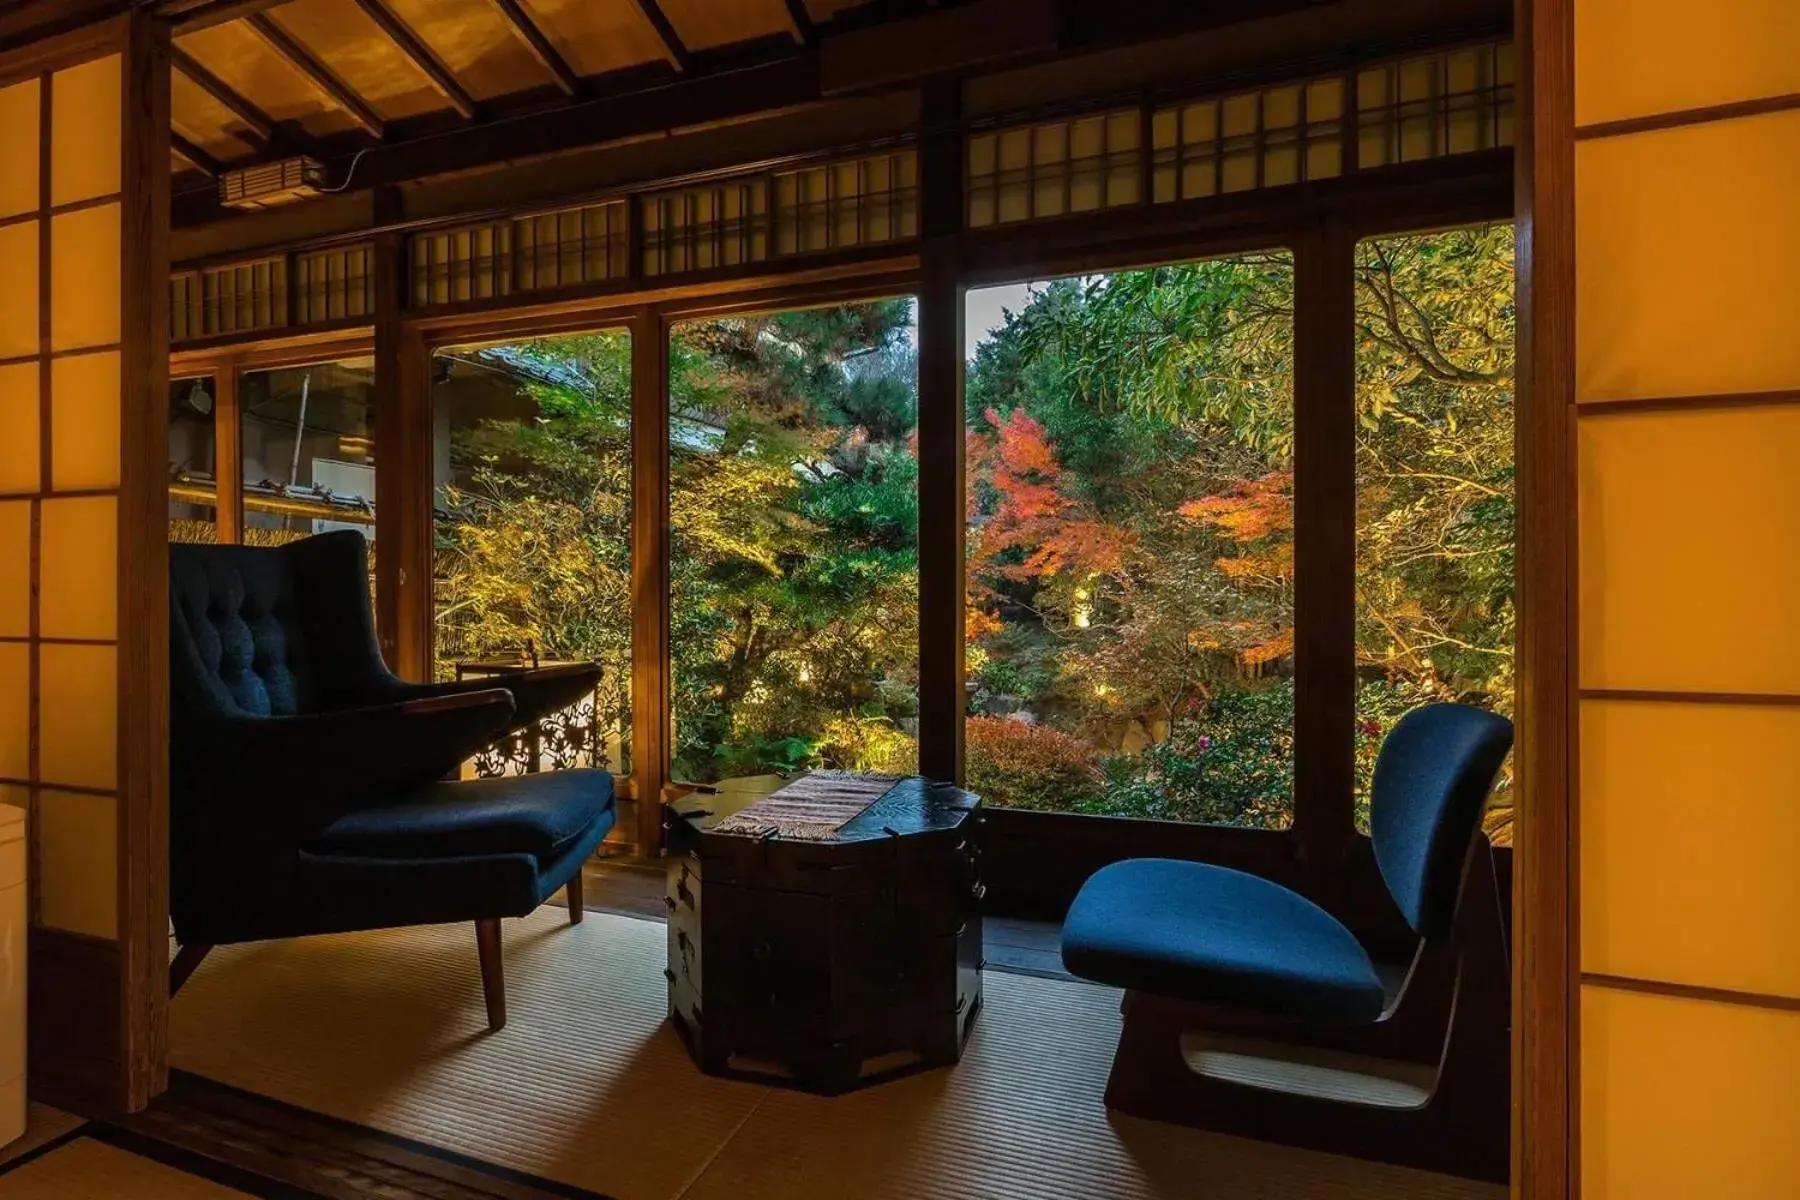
left=0, top=643, right=24, bottom=780
left=0, top=80, right=39, bottom=220
left=39, top=497, right=115, bottom=642
left=49, top=55, right=121, bottom=208
left=49, top=202, right=120, bottom=352
left=1582, top=700, right=1800, bottom=999
left=1579, top=407, right=1800, bottom=693
left=0, top=501, right=26, bottom=639
left=36, top=789, right=114, bottom=938
left=49, top=350, right=119, bottom=490
left=1575, top=0, right=1800, bottom=128
left=0, top=221, right=38, bottom=360
left=37, top=642, right=114, bottom=791
left=1583, top=986, right=1800, bottom=1199
left=1575, top=111, right=1800, bottom=403
left=0, top=362, right=38, bottom=495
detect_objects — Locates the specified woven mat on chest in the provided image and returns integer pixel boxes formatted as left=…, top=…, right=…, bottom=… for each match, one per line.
left=711, top=770, right=905, bottom=840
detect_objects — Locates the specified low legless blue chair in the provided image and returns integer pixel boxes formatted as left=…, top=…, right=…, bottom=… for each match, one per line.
left=167, top=531, right=617, bottom=1031
left=1062, top=703, right=1514, bottom=1182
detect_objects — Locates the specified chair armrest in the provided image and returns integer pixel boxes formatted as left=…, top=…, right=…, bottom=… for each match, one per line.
left=174, top=690, right=517, bottom=842
left=373, top=663, right=603, bottom=729
left=402, top=688, right=519, bottom=716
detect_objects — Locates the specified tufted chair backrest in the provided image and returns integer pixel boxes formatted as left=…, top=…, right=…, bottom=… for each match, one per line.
left=170, top=530, right=390, bottom=722
left=171, top=542, right=316, bottom=718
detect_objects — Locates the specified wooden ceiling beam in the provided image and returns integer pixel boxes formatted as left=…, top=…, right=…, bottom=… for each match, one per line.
left=627, top=0, right=692, bottom=72
left=348, top=0, right=477, bottom=121
left=246, top=12, right=387, bottom=140
left=171, top=131, right=223, bottom=179
left=779, top=0, right=814, bottom=45
left=342, top=55, right=816, bottom=194
left=484, top=0, right=581, bottom=96
left=156, top=0, right=302, bottom=35
left=172, top=47, right=278, bottom=149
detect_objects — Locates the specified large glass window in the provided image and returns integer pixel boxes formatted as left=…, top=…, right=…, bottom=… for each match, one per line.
left=963, top=254, right=1296, bottom=826
left=429, top=331, right=634, bottom=777
left=239, top=359, right=377, bottom=559
left=168, top=374, right=218, bottom=543
left=669, top=299, right=920, bottom=784
left=1354, top=223, right=1515, bottom=838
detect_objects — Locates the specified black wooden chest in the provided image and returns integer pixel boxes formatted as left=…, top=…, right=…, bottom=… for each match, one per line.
left=664, top=775, right=983, bottom=1094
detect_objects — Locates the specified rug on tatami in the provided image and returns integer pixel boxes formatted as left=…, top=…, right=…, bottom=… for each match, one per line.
left=168, top=908, right=1506, bottom=1200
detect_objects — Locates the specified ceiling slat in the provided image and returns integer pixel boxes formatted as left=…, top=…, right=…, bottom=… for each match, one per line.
left=484, top=0, right=582, bottom=96
left=246, top=11, right=387, bottom=139
left=170, top=131, right=223, bottom=178
left=171, top=47, right=278, bottom=149
left=628, top=0, right=692, bottom=72
left=347, top=0, right=478, bottom=121
left=779, top=0, right=813, bottom=44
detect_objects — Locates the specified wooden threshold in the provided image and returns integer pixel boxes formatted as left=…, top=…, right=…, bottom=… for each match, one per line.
left=107, top=1070, right=613, bottom=1199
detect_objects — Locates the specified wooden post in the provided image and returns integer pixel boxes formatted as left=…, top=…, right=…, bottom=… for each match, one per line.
left=212, top=366, right=242, bottom=543
left=629, top=308, right=670, bottom=857
left=1512, top=0, right=1577, bottom=1190
left=1291, top=218, right=1356, bottom=874
left=916, top=82, right=965, bottom=784
left=117, top=6, right=173, bottom=1115
left=371, top=221, right=432, bottom=680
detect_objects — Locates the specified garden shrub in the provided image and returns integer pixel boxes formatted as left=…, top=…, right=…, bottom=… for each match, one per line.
left=964, top=716, right=1103, bottom=811
left=1098, top=683, right=1295, bottom=828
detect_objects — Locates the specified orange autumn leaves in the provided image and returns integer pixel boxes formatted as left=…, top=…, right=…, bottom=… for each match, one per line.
left=967, top=406, right=1293, bottom=668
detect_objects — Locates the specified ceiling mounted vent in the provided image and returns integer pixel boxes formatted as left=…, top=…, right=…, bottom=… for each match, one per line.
left=218, top=157, right=329, bottom=211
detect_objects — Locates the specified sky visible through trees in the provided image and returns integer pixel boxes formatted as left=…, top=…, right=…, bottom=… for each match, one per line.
left=430, top=223, right=1513, bottom=833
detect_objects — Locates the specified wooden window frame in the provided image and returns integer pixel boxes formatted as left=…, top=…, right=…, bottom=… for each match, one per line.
left=163, top=148, right=1511, bottom=937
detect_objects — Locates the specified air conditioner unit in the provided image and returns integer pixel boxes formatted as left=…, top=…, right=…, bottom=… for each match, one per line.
left=218, top=157, right=329, bottom=211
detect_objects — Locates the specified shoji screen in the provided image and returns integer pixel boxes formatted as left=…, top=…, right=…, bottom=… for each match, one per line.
left=0, top=16, right=169, bottom=1110
left=1573, top=1, right=1800, bottom=1195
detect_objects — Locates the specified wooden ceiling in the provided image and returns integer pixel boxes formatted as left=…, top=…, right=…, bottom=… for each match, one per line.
left=163, top=0, right=899, bottom=186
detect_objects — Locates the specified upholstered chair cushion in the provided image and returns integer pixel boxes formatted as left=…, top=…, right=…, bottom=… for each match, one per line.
left=310, top=769, right=615, bottom=864
left=1061, top=858, right=1386, bottom=1023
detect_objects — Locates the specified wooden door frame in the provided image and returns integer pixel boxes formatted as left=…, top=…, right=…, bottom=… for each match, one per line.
left=133, top=22, right=1582, bottom=1196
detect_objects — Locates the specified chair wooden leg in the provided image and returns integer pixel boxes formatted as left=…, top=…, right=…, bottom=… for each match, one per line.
left=169, top=943, right=213, bottom=997
left=566, top=869, right=585, bottom=925
left=475, top=919, right=506, bottom=1031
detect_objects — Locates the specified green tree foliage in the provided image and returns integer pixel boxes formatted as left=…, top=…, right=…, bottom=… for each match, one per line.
left=1353, top=227, right=1515, bottom=710
left=669, top=301, right=920, bottom=782
left=433, top=332, right=636, bottom=768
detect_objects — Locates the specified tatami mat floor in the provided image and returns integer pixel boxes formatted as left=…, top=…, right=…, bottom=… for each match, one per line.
left=0, top=1130, right=253, bottom=1199
left=0, top=1105, right=84, bottom=1170
left=149, top=906, right=1508, bottom=1200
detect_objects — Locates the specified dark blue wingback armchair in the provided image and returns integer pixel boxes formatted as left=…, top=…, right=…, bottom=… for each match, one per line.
left=1061, top=703, right=1514, bottom=1181
left=168, top=530, right=617, bottom=1030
